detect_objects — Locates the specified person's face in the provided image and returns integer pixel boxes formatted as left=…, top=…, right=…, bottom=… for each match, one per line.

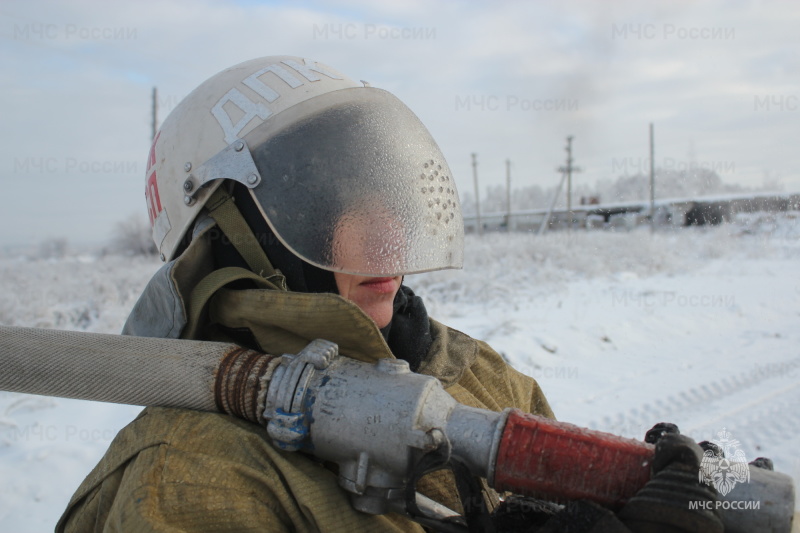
left=330, top=206, right=404, bottom=328
left=334, top=273, right=401, bottom=328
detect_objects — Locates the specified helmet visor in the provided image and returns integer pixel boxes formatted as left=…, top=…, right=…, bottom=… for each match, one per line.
left=244, top=87, right=464, bottom=277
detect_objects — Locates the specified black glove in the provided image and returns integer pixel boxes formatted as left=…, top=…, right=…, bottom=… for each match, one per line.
left=749, top=456, right=774, bottom=470
left=535, top=500, right=630, bottom=533
left=700, top=437, right=774, bottom=471
left=490, top=496, right=561, bottom=533
left=644, top=422, right=680, bottom=444
left=491, top=495, right=632, bottom=533
left=616, top=423, right=723, bottom=533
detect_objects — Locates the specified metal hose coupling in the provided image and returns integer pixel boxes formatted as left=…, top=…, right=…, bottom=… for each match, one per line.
left=262, top=339, right=339, bottom=451
left=260, top=340, right=506, bottom=515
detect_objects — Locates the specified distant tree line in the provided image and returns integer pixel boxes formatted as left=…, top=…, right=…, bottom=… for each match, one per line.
left=460, top=168, right=779, bottom=215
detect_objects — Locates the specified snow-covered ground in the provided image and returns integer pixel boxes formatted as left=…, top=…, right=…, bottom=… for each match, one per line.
left=1, top=212, right=799, bottom=531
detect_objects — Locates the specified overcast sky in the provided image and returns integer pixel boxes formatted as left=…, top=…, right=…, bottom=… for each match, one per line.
left=1, top=0, right=798, bottom=247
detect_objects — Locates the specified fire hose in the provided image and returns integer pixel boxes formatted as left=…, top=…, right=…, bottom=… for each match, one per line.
left=0, top=325, right=795, bottom=532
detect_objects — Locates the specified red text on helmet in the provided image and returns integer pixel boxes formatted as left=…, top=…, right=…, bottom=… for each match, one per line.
left=145, top=131, right=162, bottom=226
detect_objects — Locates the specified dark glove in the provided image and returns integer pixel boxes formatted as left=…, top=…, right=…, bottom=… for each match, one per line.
left=491, top=496, right=630, bottom=533
left=749, top=456, right=774, bottom=470
left=644, top=422, right=680, bottom=444
left=490, top=496, right=561, bottom=533
left=701, top=438, right=774, bottom=471
left=617, top=425, right=724, bottom=533
left=535, top=500, right=630, bottom=533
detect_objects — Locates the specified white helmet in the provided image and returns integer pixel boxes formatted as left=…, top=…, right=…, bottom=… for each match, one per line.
left=145, top=56, right=463, bottom=276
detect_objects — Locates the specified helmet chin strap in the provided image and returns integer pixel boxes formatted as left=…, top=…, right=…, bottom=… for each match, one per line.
left=221, top=182, right=338, bottom=295
left=205, top=186, right=278, bottom=279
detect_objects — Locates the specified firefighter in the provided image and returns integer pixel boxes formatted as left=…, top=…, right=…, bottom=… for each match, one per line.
left=57, top=57, right=721, bottom=532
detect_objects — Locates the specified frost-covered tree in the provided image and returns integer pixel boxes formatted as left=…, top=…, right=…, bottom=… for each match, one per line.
left=108, top=214, right=157, bottom=256
left=36, top=238, right=68, bottom=260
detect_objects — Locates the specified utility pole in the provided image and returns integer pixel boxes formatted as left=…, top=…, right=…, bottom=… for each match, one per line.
left=505, top=158, right=512, bottom=232
left=649, top=123, right=655, bottom=233
left=557, top=136, right=581, bottom=231
left=151, top=87, right=158, bottom=141
left=537, top=167, right=568, bottom=236
left=471, top=153, right=482, bottom=236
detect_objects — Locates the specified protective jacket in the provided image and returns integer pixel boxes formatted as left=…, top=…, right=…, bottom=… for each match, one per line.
left=57, top=219, right=554, bottom=532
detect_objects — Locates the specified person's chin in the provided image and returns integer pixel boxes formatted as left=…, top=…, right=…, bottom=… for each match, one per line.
left=363, top=301, right=394, bottom=328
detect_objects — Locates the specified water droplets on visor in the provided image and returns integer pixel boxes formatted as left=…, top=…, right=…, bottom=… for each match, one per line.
left=237, top=87, right=464, bottom=277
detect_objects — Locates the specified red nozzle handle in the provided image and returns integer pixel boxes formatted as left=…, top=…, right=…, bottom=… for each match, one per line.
left=492, top=409, right=655, bottom=508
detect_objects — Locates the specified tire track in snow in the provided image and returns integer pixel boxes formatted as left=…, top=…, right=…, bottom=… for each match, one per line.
left=683, top=381, right=800, bottom=450
left=586, top=356, right=800, bottom=440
